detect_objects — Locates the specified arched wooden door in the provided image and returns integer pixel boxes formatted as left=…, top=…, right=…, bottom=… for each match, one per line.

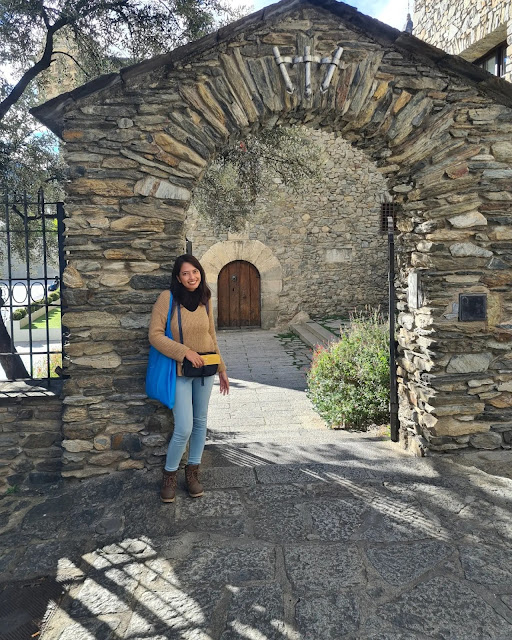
left=218, top=261, right=261, bottom=328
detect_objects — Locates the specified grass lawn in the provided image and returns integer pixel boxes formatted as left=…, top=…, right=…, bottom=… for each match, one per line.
left=30, top=307, right=61, bottom=330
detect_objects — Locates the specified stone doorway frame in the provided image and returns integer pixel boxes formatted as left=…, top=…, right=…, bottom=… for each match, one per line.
left=200, top=240, right=282, bottom=330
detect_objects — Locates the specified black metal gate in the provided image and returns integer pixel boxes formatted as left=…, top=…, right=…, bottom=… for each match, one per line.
left=0, top=190, right=65, bottom=383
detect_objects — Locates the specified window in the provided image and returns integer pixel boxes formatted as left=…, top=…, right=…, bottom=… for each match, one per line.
left=380, top=202, right=397, bottom=233
left=475, top=42, right=507, bottom=77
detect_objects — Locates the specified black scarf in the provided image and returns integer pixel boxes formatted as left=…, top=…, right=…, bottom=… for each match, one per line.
left=176, top=287, right=202, bottom=312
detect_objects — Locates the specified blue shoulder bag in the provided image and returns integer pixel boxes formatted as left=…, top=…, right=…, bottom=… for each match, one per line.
left=145, top=293, right=176, bottom=409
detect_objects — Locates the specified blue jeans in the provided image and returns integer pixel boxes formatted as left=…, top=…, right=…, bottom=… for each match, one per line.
left=164, top=375, right=215, bottom=472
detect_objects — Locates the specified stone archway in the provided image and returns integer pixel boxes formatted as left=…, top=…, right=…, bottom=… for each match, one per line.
left=32, top=0, right=512, bottom=474
left=200, top=240, right=282, bottom=330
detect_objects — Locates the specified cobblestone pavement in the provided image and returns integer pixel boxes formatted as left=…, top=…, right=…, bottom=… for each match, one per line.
left=1, top=330, right=512, bottom=639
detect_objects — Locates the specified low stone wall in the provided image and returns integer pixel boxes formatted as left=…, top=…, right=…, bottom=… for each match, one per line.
left=0, top=383, right=63, bottom=491
left=0, top=380, right=175, bottom=491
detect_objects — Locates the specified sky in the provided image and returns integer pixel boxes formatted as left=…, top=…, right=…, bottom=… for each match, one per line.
left=240, top=0, right=410, bottom=30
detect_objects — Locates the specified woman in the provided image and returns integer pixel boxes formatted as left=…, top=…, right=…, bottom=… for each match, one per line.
left=149, top=254, right=229, bottom=503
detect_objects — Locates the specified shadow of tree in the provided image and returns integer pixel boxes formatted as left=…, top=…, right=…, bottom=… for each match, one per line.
left=1, top=451, right=512, bottom=639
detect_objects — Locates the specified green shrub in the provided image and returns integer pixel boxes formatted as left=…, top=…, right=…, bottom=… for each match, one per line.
left=12, top=291, right=60, bottom=322
left=307, top=310, right=389, bottom=430
left=13, top=308, right=27, bottom=320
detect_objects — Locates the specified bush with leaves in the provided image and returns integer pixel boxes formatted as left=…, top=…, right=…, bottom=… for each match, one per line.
left=11, top=290, right=60, bottom=320
left=12, top=308, right=26, bottom=320
left=307, top=309, right=389, bottom=430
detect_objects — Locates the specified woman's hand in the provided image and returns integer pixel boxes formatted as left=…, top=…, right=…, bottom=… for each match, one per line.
left=184, top=350, right=205, bottom=368
left=219, top=371, right=230, bottom=395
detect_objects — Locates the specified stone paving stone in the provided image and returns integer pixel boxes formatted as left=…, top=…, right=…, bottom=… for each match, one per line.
left=0, top=548, right=18, bottom=575
left=459, top=544, right=512, bottom=586
left=309, top=497, right=369, bottom=540
left=377, top=576, right=512, bottom=639
left=199, top=466, right=256, bottom=489
left=67, top=569, right=140, bottom=617
left=175, top=490, right=245, bottom=521
left=122, top=499, right=178, bottom=539
left=252, top=504, right=309, bottom=542
left=43, top=613, right=125, bottom=640
left=255, top=463, right=326, bottom=485
left=305, top=480, right=358, bottom=500
left=243, top=483, right=307, bottom=507
left=362, top=502, right=448, bottom=543
left=284, top=543, right=366, bottom=593
left=125, top=585, right=223, bottom=639
left=15, top=540, right=87, bottom=581
left=295, top=593, right=360, bottom=638
left=178, top=544, right=276, bottom=585
left=220, top=583, right=286, bottom=640
left=365, top=540, right=454, bottom=586
left=21, top=494, right=76, bottom=540
left=362, top=627, right=424, bottom=639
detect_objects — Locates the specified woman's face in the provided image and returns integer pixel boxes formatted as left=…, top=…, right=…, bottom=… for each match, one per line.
left=177, top=262, right=201, bottom=291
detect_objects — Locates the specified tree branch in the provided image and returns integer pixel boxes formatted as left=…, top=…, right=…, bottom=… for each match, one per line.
left=52, top=50, right=91, bottom=78
left=0, top=14, right=70, bottom=122
left=0, top=0, right=131, bottom=122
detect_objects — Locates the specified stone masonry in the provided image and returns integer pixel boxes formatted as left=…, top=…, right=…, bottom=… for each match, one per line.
left=414, top=0, right=512, bottom=79
left=187, top=127, right=390, bottom=326
left=29, top=0, right=512, bottom=475
left=0, top=386, right=63, bottom=489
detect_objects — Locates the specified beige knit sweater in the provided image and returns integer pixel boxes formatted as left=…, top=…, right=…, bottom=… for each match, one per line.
left=149, top=290, right=226, bottom=376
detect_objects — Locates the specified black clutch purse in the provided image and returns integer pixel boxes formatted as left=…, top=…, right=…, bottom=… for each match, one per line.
left=182, top=352, right=219, bottom=378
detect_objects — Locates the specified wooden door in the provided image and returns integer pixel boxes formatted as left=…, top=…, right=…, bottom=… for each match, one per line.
left=218, top=261, right=261, bottom=328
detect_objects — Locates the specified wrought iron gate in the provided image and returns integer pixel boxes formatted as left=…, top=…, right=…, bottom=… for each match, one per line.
left=0, top=190, right=65, bottom=383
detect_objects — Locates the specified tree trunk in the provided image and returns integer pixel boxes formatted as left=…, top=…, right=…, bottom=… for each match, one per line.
left=0, top=315, right=29, bottom=379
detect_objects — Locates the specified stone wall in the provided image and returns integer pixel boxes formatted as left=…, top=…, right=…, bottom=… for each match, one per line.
left=0, top=385, right=63, bottom=491
left=414, top=0, right=511, bottom=70
left=187, top=128, right=389, bottom=326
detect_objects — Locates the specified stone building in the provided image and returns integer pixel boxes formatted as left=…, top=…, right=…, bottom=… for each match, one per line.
left=414, top=0, right=512, bottom=81
left=1, top=0, right=510, bottom=488
left=187, top=128, right=390, bottom=329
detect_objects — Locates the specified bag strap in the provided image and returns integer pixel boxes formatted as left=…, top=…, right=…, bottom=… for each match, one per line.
left=165, top=293, right=173, bottom=338
left=176, top=298, right=210, bottom=344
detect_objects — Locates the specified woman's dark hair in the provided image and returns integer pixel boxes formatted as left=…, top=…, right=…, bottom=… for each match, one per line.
left=170, top=254, right=211, bottom=304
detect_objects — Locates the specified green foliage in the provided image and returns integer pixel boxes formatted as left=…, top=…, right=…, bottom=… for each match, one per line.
left=11, top=291, right=60, bottom=320
left=6, top=484, right=19, bottom=494
left=12, top=308, right=26, bottom=320
left=0, top=80, right=66, bottom=197
left=193, top=126, right=325, bottom=232
left=0, top=0, right=240, bottom=117
left=307, top=310, right=390, bottom=430
left=0, top=0, right=244, bottom=194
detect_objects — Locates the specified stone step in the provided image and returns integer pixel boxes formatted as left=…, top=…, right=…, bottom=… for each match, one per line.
left=290, top=320, right=338, bottom=350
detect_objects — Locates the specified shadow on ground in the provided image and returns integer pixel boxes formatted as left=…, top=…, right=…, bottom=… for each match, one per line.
left=1, top=447, right=512, bottom=639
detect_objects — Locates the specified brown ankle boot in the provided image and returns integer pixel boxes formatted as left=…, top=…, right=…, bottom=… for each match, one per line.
left=160, top=469, right=178, bottom=503
left=185, top=464, right=204, bottom=498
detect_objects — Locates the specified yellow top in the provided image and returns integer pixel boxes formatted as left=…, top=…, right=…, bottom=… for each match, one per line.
left=148, top=290, right=226, bottom=376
